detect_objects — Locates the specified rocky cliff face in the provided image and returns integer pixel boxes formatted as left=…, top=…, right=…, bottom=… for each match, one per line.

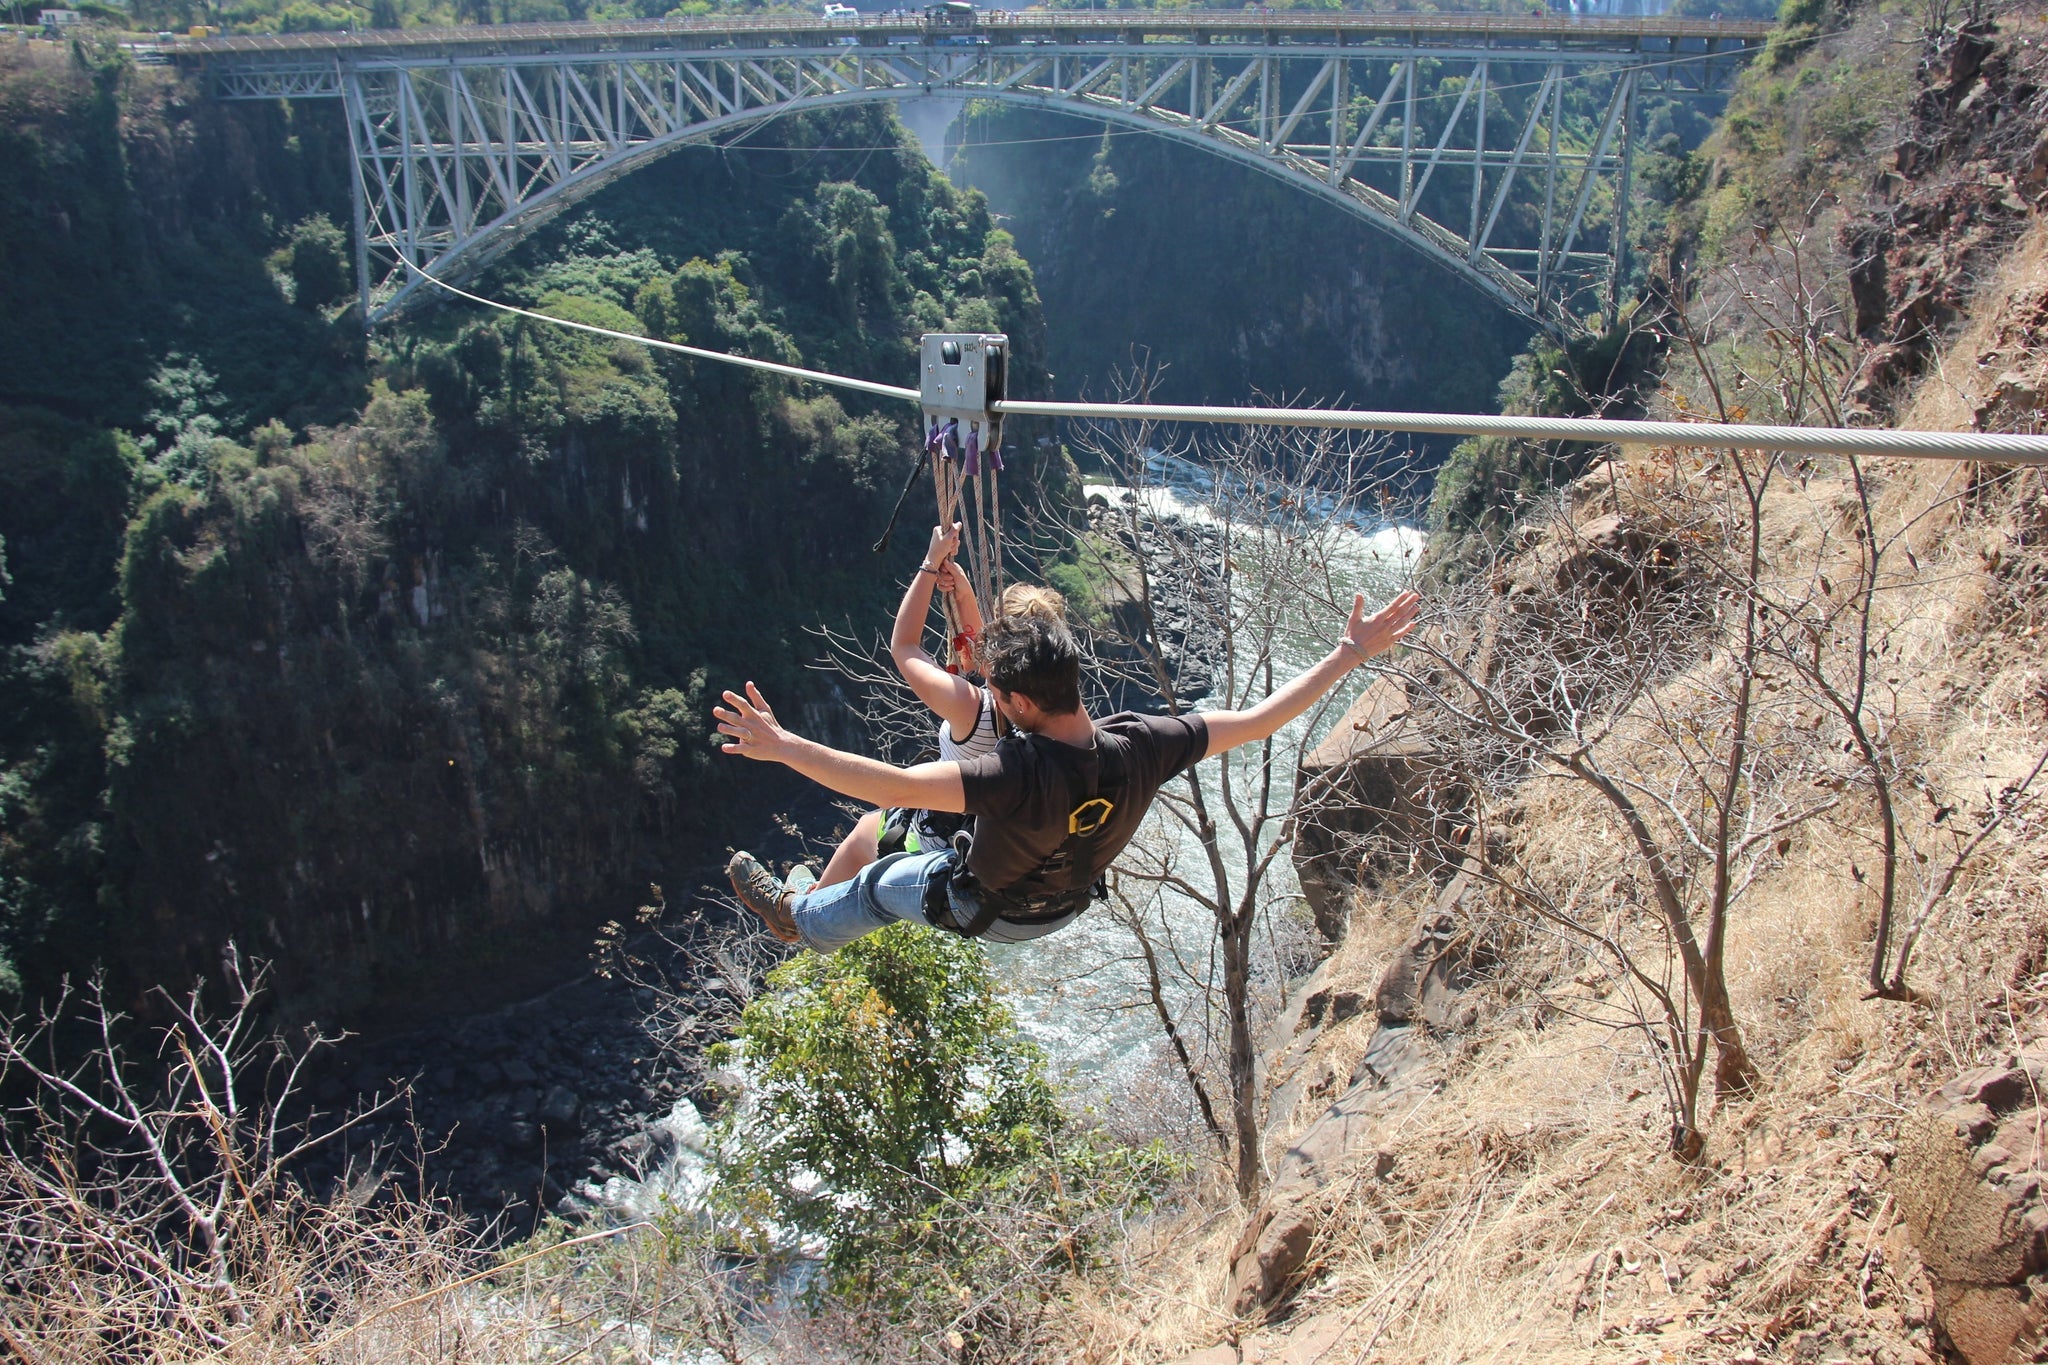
left=1166, top=437, right=2047, bottom=1361
left=1840, top=25, right=2048, bottom=418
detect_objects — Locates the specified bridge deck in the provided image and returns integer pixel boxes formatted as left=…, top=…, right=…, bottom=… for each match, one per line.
left=177, top=10, right=1772, bottom=62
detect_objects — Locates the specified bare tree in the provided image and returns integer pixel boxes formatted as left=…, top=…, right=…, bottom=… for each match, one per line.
left=1398, top=479, right=1817, bottom=1156
left=0, top=946, right=492, bottom=1358
left=594, top=880, right=794, bottom=1091
left=1662, top=231, right=2048, bottom=1003
left=1015, top=405, right=1417, bottom=1201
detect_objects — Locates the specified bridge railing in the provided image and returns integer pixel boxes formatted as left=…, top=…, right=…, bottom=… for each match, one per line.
left=178, top=9, right=1771, bottom=58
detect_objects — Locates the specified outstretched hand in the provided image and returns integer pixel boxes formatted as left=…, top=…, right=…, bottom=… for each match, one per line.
left=714, top=682, right=796, bottom=763
left=1340, top=589, right=1422, bottom=664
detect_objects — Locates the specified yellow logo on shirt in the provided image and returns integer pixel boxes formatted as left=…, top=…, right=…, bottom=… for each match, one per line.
left=1068, top=798, right=1115, bottom=836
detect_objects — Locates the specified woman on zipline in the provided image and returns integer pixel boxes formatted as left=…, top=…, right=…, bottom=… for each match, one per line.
left=798, top=521, right=1065, bottom=900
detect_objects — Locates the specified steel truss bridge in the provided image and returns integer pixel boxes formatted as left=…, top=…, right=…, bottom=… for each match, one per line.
left=183, top=11, right=1770, bottom=328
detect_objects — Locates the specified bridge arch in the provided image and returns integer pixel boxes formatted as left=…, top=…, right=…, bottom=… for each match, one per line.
left=192, top=15, right=1764, bottom=327
left=370, top=86, right=1537, bottom=323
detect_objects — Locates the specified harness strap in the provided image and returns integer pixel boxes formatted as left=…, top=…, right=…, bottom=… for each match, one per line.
left=927, top=858, right=1006, bottom=938
left=935, top=735, right=1129, bottom=938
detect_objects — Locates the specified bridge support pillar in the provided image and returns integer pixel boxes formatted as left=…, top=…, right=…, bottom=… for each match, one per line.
left=345, top=67, right=373, bottom=328
left=1606, top=74, right=1638, bottom=330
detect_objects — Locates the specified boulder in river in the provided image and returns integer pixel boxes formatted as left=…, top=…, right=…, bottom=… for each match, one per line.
left=540, top=1085, right=581, bottom=1131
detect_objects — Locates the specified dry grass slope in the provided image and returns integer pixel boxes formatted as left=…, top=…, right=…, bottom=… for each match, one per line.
left=1040, top=229, right=2048, bottom=1364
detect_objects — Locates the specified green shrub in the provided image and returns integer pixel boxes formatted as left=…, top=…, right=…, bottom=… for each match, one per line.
left=713, top=924, right=1060, bottom=1271
left=710, top=923, right=1183, bottom=1322
left=281, top=216, right=351, bottom=309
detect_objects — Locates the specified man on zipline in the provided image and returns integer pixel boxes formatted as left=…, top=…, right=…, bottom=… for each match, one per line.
left=716, top=574, right=1421, bottom=951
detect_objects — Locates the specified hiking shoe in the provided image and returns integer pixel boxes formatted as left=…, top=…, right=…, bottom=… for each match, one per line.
left=727, top=850, right=801, bottom=944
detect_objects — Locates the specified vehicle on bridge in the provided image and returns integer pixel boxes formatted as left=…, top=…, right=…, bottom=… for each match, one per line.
left=925, top=1, right=974, bottom=29
left=822, top=3, right=858, bottom=21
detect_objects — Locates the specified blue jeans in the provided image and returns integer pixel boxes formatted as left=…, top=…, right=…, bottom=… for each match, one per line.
left=790, top=850, right=1081, bottom=952
left=791, top=850, right=958, bottom=953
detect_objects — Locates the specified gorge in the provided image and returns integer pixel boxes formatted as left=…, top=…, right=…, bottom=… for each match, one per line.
left=12, top=4, right=2046, bottom=1360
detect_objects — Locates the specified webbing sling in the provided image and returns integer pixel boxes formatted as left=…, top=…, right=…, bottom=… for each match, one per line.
left=935, top=734, right=1129, bottom=938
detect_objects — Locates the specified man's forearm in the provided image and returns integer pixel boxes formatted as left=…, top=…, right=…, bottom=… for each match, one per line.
left=1201, top=647, right=1357, bottom=758
left=774, top=734, right=968, bottom=814
left=1250, top=646, right=1356, bottom=734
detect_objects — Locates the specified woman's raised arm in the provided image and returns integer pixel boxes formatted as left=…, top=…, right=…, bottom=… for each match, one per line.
left=888, top=522, right=984, bottom=740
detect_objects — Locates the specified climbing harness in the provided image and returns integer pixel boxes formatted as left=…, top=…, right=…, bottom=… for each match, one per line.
left=929, top=732, right=1128, bottom=939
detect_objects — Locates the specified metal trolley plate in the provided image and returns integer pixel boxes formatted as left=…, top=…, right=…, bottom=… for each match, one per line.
left=920, top=333, right=1007, bottom=447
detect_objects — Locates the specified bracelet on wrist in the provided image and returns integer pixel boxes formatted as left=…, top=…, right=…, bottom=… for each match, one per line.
left=918, top=564, right=941, bottom=576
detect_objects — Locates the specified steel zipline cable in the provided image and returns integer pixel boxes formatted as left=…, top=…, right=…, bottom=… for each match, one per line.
left=407, top=264, right=2048, bottom=466
left=992, top=401, right=2048, bottom=464
left=412, top=266, right=921, bottom=403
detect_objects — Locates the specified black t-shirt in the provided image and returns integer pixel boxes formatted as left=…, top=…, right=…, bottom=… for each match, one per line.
left=955, top=711, right=1211, bottom=901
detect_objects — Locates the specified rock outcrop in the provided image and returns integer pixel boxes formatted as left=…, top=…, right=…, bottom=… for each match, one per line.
left=1895, top=1041, right=2048, bottom=1364
left=1840, top=25, right=2047, bottom=418
left=1501, top=512, right=1685, bottom=616
left=1080, top=492, right=1225, bottom=710
left=1227, top=1024, right=1439, bottom=1317
left=1290, top=677, right=1465, bottom=940
left=1226, top=877, right=1483, bottom=1317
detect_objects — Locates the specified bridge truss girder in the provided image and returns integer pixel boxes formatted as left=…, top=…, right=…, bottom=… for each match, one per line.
left=214, top=37, right=1745, bottom=327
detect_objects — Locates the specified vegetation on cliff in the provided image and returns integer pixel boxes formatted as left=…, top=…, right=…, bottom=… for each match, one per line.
left=0, top=43, right=1050, bottom=1019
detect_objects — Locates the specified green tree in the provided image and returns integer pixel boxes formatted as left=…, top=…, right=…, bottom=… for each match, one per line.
left=140, top=355, right=234, bottom=488
left=815, top=181, right=904, bottom=331
left=713, top=924, right=1060, bottom=1288
left=282, top=214, right=351, bottom=311
left=1086, top=126, right=1120, bottom=212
